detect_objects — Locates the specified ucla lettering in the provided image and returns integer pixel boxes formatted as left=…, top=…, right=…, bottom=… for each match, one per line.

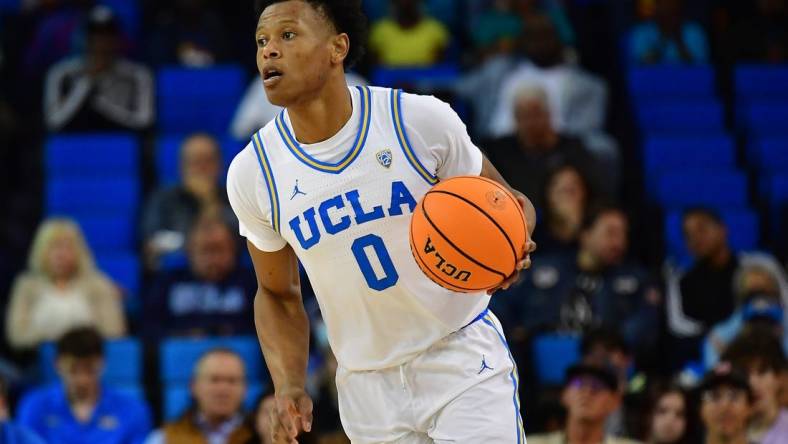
left=289, top=181, right=418, bottom=250
left=422, top=237, right=472, bottom=282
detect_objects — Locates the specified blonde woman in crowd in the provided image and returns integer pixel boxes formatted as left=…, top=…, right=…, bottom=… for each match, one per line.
left=5, top=218, right=126, bottom=350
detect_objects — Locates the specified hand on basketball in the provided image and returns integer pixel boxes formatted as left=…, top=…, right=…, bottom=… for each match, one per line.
left=271, top=388, right=313, bottom=444
left=488, top=193, right=537, bottom=295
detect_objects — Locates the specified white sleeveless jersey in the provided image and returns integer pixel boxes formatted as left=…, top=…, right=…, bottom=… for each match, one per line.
left=227, top=86, right=489, bottom=371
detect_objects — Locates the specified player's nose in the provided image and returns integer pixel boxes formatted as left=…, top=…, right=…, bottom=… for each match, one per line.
left=263, top=42, right=281, bottom=59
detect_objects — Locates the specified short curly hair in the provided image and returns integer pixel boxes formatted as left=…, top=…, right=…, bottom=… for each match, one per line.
left=255, top=0, right=368, bottom=69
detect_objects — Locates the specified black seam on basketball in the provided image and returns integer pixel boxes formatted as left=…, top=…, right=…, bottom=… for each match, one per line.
left=408, top=233, right=486, bottom=292
left=421, top=197, right=507, bottom=278
left=426, top=189, right=518, bottom=267
left=476, top=177, right=528, bottom=238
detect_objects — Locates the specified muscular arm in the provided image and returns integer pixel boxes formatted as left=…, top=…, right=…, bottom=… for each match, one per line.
left=247, top=241, right=309, bottom=392
left=480, top=155, right=537, bottom=237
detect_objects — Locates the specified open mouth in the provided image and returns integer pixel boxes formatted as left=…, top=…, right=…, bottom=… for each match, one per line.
left=263, top=68, right=283, bottom=85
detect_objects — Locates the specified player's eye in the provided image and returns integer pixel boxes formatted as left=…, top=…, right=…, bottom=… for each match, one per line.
left=256, top=37, right=267, bottom=47
left=282, top=31, right=296, bottom=40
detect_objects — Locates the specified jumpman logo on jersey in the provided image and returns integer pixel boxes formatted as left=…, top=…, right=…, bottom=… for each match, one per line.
left=477, top=355, right=494, bottom=374
left=290, top=180, right=307, bottom=200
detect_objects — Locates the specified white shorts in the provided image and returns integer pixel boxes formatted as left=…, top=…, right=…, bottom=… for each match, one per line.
left=335, top=310, right=526, bottom=444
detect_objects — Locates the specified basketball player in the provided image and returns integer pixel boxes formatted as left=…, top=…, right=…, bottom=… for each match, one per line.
left=227, top=1, right=537, bottom=442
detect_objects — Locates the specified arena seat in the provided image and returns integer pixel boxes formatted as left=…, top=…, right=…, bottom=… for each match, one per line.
left=371, top=64, right=460, bottom=90
left=39, top=338, right=142, bottom=385
left=71, top=214, right=135, bottom=252
left=157, top=65, right=246, bottom=134
left=654, top=170, right=748, bottom=209
left=635, top=99, right=724, bottom=133
left=46, top=133, right=138, bottom=178
left=628, top=65, right=715, bottom=100
left=532, top=334, right=580, bottom=386
left=643, top=134, right=735, bottom=198
left=159, top=336, right=265, bottom=383
left=748, top=137, right=788, bottom=172
left=95, top=251, right=141, bottom=297
left=737, top=102, right=788, bottom=136
left=735, top=65, right=788, bottom=102
left=46, top=177, right=139, bottom=217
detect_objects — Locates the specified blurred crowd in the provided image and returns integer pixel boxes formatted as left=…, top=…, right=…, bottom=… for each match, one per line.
left=1, top=0, right=788, bottom=443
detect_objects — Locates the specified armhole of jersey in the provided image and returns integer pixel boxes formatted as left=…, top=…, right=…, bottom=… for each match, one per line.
left=389, top=89, right=439, bottom=185
left=251, top=130, right=281, bottom=233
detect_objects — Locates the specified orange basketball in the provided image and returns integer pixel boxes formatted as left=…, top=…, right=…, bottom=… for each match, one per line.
left=409, top=176, right=529, bottom=293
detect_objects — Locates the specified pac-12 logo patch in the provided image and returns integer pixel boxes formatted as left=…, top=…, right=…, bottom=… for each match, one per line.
left=376, top=149, right=392, bottom=168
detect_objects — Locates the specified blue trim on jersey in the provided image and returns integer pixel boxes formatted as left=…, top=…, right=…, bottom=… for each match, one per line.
left=481, top=314, right=525, bottom=444
left=390, top=89, right=439, bottom=186
left=252, top=131, right=281, bottom=233
left=461, top=308, right=489, bottom=330
left=275, top=86, right=371, bottom=174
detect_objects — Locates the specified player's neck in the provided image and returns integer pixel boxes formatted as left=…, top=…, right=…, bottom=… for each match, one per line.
left=286, top=78, right=353, bottom=145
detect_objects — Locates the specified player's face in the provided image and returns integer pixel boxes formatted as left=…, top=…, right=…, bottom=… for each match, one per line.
left=255, top=1, right=340, bottom=106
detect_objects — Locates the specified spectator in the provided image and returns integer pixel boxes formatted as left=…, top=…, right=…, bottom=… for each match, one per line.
left=721, top=0, right=788, bottom=64
left=143, top=213, right=256, bottom=339
left=17, top=327, right=152, bottom=444
left=580, top=328, right=634, bottom=437
left=368, top=0, right=449, bottom=67
left=644, top=386, right=693, bottom=444
left=230, top=73, right=367, bottom=141
left=5, top=218, right=126, bottom=351
left=533, top=164, right=592, bottom=255
left=147, top=0, right=229, bottom=67
left=485, top=85, right=604, bottom=210
left=721, top=327, right=788, bottom=443
left=703, top=265, right=788, bottom=368
left=628, top=0, right=709, bottom=64
left=698, top=364, right=753, bottom=444
left=489, top=14, right=608, bottom=137
left=43, top=6, right=153, bottom=132
left=471, top=0, right=574, bottom=54
left=145, top=349, right=253, bottom=444
left=504, top=204, right=661, bottom=352
left=666, top=207, right=788, bottom=365
left=527, top=364, right=641, bottom=444
left=0, top=376, right=46, bottom=444
left=141, top=133, right=236, bottom=269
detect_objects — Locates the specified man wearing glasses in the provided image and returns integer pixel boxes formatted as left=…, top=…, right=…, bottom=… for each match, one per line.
left=527, top=364, right=641, bottom=444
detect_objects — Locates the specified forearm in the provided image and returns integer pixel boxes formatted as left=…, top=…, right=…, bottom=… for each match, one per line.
left=255, top=288, right=310, bottom=391
left=480, top=156, right=537, bottom=236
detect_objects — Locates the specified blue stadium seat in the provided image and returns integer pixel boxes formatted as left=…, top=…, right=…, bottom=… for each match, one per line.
left=156, top=134, right=245, bottom=186
left=643, top=134, right=734, bottom=173
left=157, top=66, right=246, bottom=134
left=46, top=177, right=139, bottom=216
left=95, top=252, right=140, bottom=297
left=163, top=382, right=265, bottom=421
left=160, top=336, right=265, bottom=383
left=628, top=65, right=715, bottom=100
left=39, top=338, right=142, bottom=385
left=73, top=214, right=135, bottom=252
left=737, top=103, right=788, bottom=136
left=371, top=64, right=460, bottom=90
left=636, top=100, right=724, bottom=133
left=735, top=65, right=788, bottom=102
left=46, top=134, right=138, bottom=178
left=532, top=334, right=580, bottom=385
left=0, top=0, right=20, bottom=11
left=748, top=137, right=788, bottom=172
left=664, top=208, right=759, bottom=266
left=766, top=173, right=788, bottom=209
left=655, top=170, right=748, bottom=209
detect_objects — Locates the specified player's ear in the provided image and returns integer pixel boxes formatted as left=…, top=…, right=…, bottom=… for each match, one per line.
left=330, top=33, right=349, bottom=66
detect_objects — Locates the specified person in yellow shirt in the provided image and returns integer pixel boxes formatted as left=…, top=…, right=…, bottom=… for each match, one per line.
left=369, top=0, right=449, bottom=67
